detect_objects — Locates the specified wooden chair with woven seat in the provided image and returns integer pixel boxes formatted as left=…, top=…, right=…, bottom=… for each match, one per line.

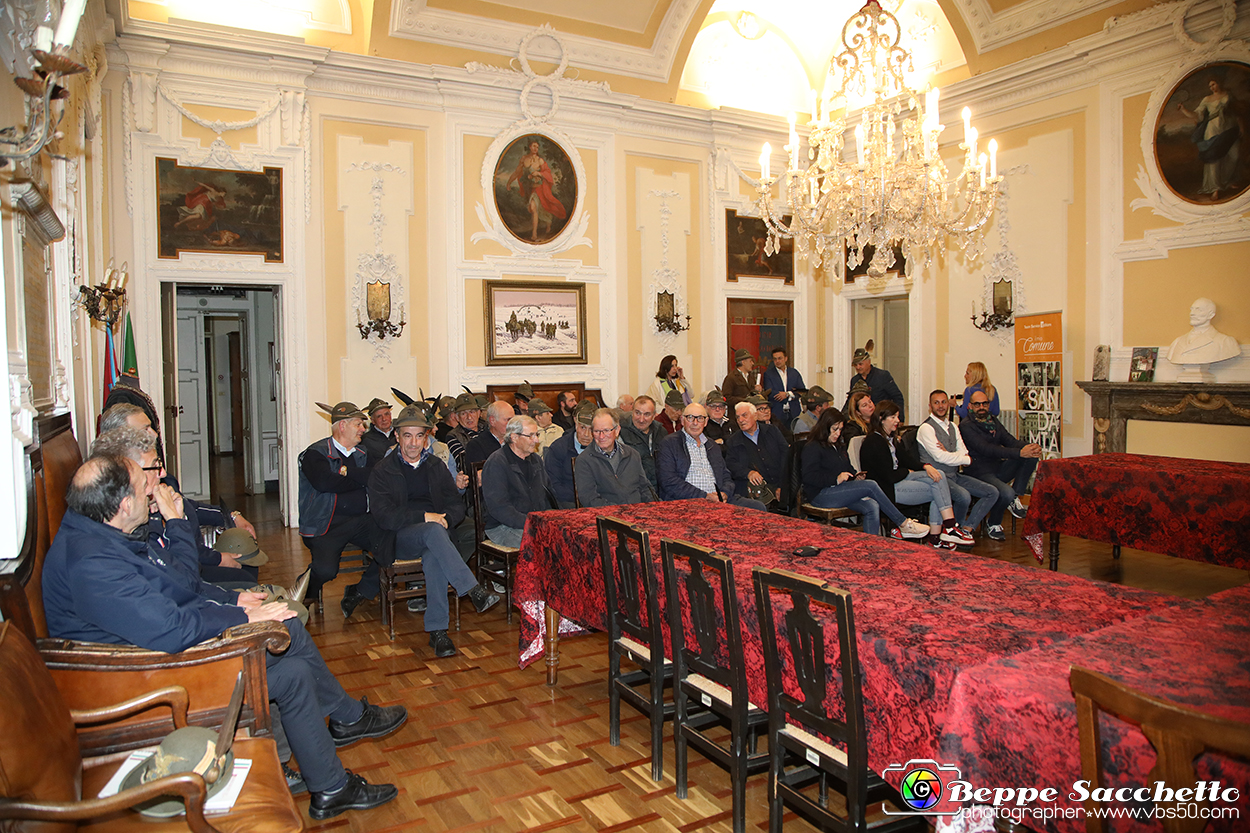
left=660, top=538, right=768, bottom=833
left=0, top=621, right=304, bottom=833
left=753, top=567, right=926, bottom=833
left=380, top=558, right=459, bottom=642
left=1070, top=665, right=1250, bottom=833
left=597, top=516, right=674, bottom=782
left=470, top=460, right=518, bottom=623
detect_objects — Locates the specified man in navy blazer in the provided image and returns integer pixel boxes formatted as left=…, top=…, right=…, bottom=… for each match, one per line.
left=760, top=346, right=806, bottom=427
left=656, top=403, right=767, bottom=510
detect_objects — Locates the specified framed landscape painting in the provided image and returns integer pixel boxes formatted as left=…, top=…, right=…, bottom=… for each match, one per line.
left=485, top=281, right=587, bottom=366
left=156, top=158, right=283, bottom=262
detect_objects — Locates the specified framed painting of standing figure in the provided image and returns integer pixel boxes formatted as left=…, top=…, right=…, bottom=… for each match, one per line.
left=1153, top=61, right=1250, bottom=205
left=491, top=134, right=578, bottom=245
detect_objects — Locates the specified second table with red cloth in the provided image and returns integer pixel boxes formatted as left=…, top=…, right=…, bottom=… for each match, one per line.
left=515, top=503, right=1184, bottom=801
left=1022, top=453, right=1250, bottom=569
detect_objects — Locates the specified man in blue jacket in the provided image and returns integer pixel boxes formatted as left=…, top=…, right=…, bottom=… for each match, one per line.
left=724, top=401, right=789, bottom=507
left=760, top=346, right=806, bottom=427
left=656, top=403, right=767, bottom=510
left=545, top=405, right=594, bottom=508
left=43, top=454, right=406, bottom=820
left=959, top=389, right=1042, bottom=536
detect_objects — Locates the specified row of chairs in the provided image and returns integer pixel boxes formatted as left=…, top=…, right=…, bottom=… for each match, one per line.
left=598, top=516, right=924, bottom=833
left=597, top=516, right=1249, bottom=833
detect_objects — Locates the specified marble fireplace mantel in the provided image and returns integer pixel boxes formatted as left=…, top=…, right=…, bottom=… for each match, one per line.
left=1077, top=381, right=1250, bottom=454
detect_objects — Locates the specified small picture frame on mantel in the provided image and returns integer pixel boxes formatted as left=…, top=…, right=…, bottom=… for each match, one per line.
left=1129, top=347, right=1159, bottom=382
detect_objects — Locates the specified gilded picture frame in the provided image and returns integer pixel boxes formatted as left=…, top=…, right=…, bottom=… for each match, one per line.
left=485, top=281, right=588, bottom=366
left=156, top=158, right=283, bottom=262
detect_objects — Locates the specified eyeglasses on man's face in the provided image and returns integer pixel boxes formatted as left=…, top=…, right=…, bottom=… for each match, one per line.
left=592, top=428, right=617, bottom=436
left=683, top=414, right=708, bottom=423
left=518, top=432, right=540, bottom=440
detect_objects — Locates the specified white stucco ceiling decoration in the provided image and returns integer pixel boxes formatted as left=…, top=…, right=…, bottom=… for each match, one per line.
left=949, top=0, right=1127, bottom=53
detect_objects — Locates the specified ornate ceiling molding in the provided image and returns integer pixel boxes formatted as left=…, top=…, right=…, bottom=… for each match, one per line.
left=388, top=0, right=703, bottom=83
left=952, top=0, right=1128, bottom=53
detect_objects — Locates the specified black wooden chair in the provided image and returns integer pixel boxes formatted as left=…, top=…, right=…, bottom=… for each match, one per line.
left=470, top=460, right=517, bottom=622
left=753, top=567, right=926, bottom=833
left=660, top=538, right=767, bottom=833
left=597, top=517, right=674, bottom=781
left=790, top=438, right=862, bottom=527
left=381, top=557, right=459, bottom=641
left=570, top=456, right=582, bottom=509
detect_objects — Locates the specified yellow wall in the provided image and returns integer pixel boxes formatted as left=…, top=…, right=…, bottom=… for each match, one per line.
left=1122, top=243, right=1250, bottom=346
left=1127, top=422, right=1250, bottom=463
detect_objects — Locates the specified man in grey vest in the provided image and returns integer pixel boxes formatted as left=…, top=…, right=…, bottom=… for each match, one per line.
left=916, top=389, right=1000, bottom=540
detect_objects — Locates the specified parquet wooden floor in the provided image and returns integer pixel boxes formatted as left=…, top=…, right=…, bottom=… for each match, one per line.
left=240, top=484, right=1246, bottom=832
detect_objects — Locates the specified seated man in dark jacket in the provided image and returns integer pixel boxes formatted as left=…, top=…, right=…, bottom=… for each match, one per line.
left=724, top=401, right=789, bottom=506
left=545, top=406, right=594, bottom=508
left=44, top=454, right=405, bottom=820
left=618, top=394, right=667, bottom=490
left=368, top=407, right=498, bottom=658
left=959, top=389, right=1042, bottom=535
left=656, top=403, right=767, bottom=510
left=297, top=401, right=379, bottom=617
left=482, top=416, right=553, bottom=547
left=575, top=408, right=655, bottom=507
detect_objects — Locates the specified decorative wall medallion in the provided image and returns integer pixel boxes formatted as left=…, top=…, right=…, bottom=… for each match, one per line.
left=1153, top=60, right=1250, bottom=205
left=491, top=134, right=578, bottom=245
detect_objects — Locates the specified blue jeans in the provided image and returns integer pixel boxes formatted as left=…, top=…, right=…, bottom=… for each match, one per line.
left=810, top=479, right=907, bottom=535
left=893, top=470, right=953, bottom=524
left=948, top=472, right=999, bottom=531
left=396, top=523, right=479, bottom=632
left=979, top=457, right=1040, bottom=525
left=486, top=524, right=524, bottom=548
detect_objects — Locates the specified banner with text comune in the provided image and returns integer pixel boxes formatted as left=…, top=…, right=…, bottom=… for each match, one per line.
left=1014, top=311, right=1063, bottom=460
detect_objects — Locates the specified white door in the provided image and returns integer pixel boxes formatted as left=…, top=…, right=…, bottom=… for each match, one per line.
left=270, top=288, right=288, bottom=525
left=176, top=311, right=211, bottom=500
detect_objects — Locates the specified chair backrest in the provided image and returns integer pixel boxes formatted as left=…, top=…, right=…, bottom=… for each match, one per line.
left=597, top=517, right=664, bottom=657
left=0, top=621, right=82, bottom=821
left=847, top=435, right=865, bottom=472
left=570, top=455, right=581, bottom=509
left=753, top=567, right=872, bottom=819
left=786, top=438, right=806, bottom=516
left=470, top=460, right=488, bottom=545
left=660, top=539, right=745, bottom=700
left=1070, top=665, right=1250, bottom=833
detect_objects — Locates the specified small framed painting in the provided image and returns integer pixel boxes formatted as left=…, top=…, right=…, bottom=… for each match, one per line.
left=485, top=281, right=587, bottom=366
left=156, top=158, right=283, bottom=262
left=1129, top=347, right=1159, bottom=382
left=726, top=209, right=794, bottom=284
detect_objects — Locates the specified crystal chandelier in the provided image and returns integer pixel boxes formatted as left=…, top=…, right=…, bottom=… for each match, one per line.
left=754, top=0, right=1000, bottom=279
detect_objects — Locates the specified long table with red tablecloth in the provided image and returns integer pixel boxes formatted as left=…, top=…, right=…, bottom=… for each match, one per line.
left=1022, top=453, right=1250, bottom=571
left=514, top=502, right=1249, bottom=831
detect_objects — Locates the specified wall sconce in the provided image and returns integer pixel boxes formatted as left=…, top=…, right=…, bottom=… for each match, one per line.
left=654, top=290, right=691, bottom=335
left=1, top=0, right=89, bottom=167
left=971, top=278, right=1014, bottom=333
left=78, top=260, right=128, bottom=327
left=357, top=279, right=406, bottom=340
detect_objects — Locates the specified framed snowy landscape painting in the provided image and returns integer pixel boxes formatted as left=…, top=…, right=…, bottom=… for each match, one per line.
left=485, top=281, right=587, bottom=366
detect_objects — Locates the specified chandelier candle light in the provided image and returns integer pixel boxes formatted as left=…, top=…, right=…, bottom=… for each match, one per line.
left=754, top=0, right=1000, bottom=278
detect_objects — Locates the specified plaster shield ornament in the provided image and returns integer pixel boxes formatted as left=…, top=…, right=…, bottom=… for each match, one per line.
left=471, top=27, right=592, bottom=257
left=646, top=188, right=687, bottom=346
left=1132, top=0, right=1250, bottom=223
left=972, top=168, right=1028, bottom=345
left=351, top=176, right=407, bottom=360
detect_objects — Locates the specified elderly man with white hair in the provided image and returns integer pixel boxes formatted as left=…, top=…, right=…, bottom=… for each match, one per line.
left=481, top=416, right=554, bottom=548
left=466, top=399, right=515, bottom=466
left=724, top=401, right=789, bottom=507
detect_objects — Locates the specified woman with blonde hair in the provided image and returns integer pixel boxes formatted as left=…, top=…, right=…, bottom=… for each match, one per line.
left=845, top=390, right=875, bottom=439
left=955, top=361, right=999, bottom=420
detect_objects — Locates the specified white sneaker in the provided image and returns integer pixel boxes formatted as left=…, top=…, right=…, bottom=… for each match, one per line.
left=898, top=519, right=930, bottom=539
left=987, top=524, right=1006, bottom=541
left=1009, top=498, right=1028, bottom=519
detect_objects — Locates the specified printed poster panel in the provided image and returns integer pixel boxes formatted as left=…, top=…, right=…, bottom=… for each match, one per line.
left=1014, top=311, right=1063, bottom=461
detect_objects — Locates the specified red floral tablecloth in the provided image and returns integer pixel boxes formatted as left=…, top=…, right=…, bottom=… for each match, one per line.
left=516, top=503, right=1177, bottom=791
left=1022, top=454, right=1250, bottom=569
left=940, top=587, right=1250, bottom=832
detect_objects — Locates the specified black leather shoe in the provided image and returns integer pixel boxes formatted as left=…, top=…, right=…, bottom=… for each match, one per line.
left=468, top=584, right=500, bottom=614
left=428, top=629, right=456, bottom=657
left=283, top=763, right=307, bottom=795
left=340, top=584, right=365, bottom=619
left=329, top=696, right=408, bottom=747
left=308, top=771, right=398, bottom=820
left=407, top=596, right=427, bottom=613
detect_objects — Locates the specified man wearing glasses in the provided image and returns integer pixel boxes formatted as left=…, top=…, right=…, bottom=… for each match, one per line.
left=574, top=408, right=655, bottom=507
left=656, top=403, right=767, bottom=510
left=481, top=415, right=555, bottom=549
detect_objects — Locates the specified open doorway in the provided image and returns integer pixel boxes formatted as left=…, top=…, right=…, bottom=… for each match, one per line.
left=162, top=284, right=283, bottom=524
left=726, top=298, right=793, bottom=376
left=851, top=295, right=909, bottom=402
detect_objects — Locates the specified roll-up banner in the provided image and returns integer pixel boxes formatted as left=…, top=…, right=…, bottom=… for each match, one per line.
left=1014, top=311, right=1063, bottom=460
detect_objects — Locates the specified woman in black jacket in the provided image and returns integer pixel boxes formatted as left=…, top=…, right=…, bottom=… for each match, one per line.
left=859, top=401, right=973, bottom=546
left=800, top=409, right=928, bottom=538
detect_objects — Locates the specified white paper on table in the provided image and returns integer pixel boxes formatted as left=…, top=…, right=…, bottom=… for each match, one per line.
left=97, top=749, right=252, bottom=813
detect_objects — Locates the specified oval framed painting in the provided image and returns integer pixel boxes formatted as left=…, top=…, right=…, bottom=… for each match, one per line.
left=491, top=133, right=579, bottom=245
left=1153, top=60, right=1250, bottom=205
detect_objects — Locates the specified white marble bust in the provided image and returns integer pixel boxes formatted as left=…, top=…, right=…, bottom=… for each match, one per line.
left=1167, top=298, right=1240, bottom=367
